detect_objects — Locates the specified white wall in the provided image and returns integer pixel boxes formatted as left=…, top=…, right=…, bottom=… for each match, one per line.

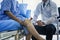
left=52, top=0, right=60, bottom=7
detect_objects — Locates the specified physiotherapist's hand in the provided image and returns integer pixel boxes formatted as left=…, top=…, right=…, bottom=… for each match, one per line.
left=36, top=20, right=45, bottom=26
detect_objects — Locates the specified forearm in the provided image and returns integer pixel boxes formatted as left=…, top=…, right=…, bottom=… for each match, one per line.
left=4, top=11, right=23, bottom=25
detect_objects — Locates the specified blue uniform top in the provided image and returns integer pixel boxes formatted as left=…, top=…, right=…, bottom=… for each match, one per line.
left=0, top=0, right=20, bottom=20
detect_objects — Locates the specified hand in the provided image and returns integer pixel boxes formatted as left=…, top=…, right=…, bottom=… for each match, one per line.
left=36, top=20, right=45, bottom=26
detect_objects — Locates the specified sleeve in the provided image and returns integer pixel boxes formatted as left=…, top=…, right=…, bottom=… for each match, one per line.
left=32, top=4, right=41, bottom=24
left=1, top=0, right=11, bottom=11
left=43, top=3, right=59, bottom=25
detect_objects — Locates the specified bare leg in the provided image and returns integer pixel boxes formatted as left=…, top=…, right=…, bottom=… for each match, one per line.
left=26, top=33, right=32, bottom=40
left=23, top=19, right=44, bottom=40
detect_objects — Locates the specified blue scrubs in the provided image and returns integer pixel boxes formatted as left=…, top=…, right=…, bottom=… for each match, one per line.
left=0, top=0, right=29, bottom=35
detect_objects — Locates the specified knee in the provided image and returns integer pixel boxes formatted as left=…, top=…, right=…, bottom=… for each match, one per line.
left=46, top=24, right=56, bottom=34
left=49, top=24, right=56, bottom=31
left=24, top=19, right=31, bottom=26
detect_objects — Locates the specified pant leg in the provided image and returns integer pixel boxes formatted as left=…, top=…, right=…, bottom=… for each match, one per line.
left=32, top=24, right=56, bottom=40
left=45, top=24, right=56, bottom=40
left=32, top=25, right=46, bottom=40
left=0, top=20, right=23, bottom=32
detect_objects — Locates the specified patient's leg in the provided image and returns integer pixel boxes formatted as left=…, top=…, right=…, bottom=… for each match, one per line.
left=26, top=33, right=32, bottom=40
left=23, top=19, right=44, bottom=40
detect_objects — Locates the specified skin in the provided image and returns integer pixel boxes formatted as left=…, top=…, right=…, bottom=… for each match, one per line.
left=26, top=18, right=45, bottom=40
left=4, top=11, right=44, bottom=40
left=36, top=20, right=45, bottom=26
left=26, top=0, right=48, bottom=39
left=30, top=18, right=45, bottom=26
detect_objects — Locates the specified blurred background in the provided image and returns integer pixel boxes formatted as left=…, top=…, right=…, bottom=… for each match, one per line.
left=0, top=0, right=60, bottom=40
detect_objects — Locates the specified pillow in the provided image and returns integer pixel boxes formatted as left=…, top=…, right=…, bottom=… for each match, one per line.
left=26, top=10, right=31, bottom=18
left=19, top=4, right=28, bottom=15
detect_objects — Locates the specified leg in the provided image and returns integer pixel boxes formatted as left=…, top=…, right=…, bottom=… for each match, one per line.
left=32, top=24, right=56, bottom=40
left=45, top=24, right=56, bottom=40
left=0, top=20, right=23, bottom=40
left=0, top=20, right=23, bottom=32
left=32, top=25, right=46, bottom=40
left=23, top=19, right=44, bottom=40
left=26, top=33, right=32, bottom=40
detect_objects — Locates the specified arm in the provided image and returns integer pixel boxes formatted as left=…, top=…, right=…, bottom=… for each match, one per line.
left=2, top=0, right=23, bottom=25
left=4, top=11, right=23, bottom=25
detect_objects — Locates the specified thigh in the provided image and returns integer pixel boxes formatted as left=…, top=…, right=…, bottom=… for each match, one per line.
left=45, top=24, right=56, bottom=34
left=32, top=25, right=46, bottom=40
left=34, top=25, right=46, bottom=35
left=0, top=20, right=23, bottom=32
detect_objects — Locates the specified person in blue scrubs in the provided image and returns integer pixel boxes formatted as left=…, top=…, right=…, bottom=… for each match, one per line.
left=0, top=0, right=44, bottom=40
